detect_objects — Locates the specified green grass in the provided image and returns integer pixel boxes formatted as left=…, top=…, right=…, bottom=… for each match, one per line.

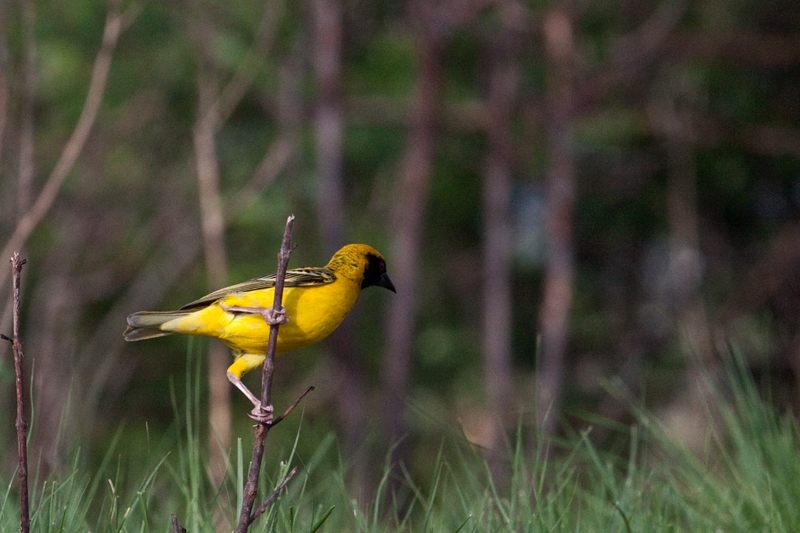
left=4, top=354, right=800, bottom=531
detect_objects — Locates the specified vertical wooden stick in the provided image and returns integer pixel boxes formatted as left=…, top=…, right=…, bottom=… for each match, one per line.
left=234, top=215, right=295, bottom=533
left=7, top=253, right=30, bottom=533
left=170, top=514, right=186, bottom=533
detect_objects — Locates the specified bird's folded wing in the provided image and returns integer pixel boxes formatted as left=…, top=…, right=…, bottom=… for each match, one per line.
left=179, top=267, right=337, bottom=310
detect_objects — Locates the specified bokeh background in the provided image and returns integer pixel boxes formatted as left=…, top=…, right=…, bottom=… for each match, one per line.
left=2, top=0, right=800, bottom=493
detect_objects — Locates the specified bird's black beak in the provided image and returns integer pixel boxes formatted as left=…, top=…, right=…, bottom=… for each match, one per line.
left=379, top=273, right=396, bottom=293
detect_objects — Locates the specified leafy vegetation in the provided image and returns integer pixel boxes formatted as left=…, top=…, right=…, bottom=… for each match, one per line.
left=2, top=0, right=800, bottom=528
left=3, top=353, right=800, bottom=531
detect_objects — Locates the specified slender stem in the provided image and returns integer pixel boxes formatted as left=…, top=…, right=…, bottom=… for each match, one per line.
left=234, top=215, right=295, bottom=533
left=170, top=514, right=186, bottom=533
left=271, top=385, right=315, bottom=427
left=261, top=215, right=295, bottom=410
left=248, top=466, right=299, bottom=525
left=8, top=253, right=29, bottom=533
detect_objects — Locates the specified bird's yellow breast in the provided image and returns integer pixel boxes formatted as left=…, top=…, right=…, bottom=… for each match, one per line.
left=164, top=274, right=361, bottom=356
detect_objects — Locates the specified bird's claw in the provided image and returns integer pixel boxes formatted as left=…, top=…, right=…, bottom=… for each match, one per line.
left=264, top=307, right=289, bottom=326
left=221, top=303, right=289, bottom=326
left=249, top=403, right=274, bottom=425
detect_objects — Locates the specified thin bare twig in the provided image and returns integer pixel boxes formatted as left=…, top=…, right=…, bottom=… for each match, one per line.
left=234, top=215, right=296, bottom=533
left=270, top=386, right=315, bottom=427
left=248, top=466, right=299, bottom=525
left=0, top=0, right=126, bottom=296
left=170, top=514, right=186, bottom=533
left=3, top=253, right=30, bottom=533
left=260, top=216, right=295, bottom=417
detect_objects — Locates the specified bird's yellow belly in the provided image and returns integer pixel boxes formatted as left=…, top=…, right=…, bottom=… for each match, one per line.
left=165, top=276, right=360, bottom=356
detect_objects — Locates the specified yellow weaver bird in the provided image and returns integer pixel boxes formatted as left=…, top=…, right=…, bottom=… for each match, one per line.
left=124, top=244, right=395, bottom=422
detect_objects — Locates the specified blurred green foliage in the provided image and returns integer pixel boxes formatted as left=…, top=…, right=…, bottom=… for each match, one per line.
left=1, top=0, right=800, bottom=511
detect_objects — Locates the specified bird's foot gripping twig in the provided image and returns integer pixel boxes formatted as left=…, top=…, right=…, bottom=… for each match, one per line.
left=227, top=369, right=275, bottom=425
left=221, top=304, right=289, bottom=326
left=249, top=403, right=274, bottom=425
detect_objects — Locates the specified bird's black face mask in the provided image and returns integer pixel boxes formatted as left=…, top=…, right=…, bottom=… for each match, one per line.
left=362, top=254, right=396, bottom=293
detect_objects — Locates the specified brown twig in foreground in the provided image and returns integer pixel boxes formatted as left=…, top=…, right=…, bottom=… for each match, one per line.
left=2, top=253, right=30, bottom=533
left=271, top=385, right=315, bottom=427
left=234, top=215, right=296, bottom=533
left=170, top=514, right=187, bottom=533
left=248, top=466, right=300, bottom=525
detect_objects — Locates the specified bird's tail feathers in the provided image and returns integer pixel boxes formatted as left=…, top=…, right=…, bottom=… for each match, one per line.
left=124, top=310, right=189, bottom=342
left=123, top=326, right=172, bottom=341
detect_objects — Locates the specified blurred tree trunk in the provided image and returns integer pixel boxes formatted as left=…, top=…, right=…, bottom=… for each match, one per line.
left=277, top=35, right=305, bottom=184
left=382, top=28, right=444, bottom=463
left=0, top=0, right=28, bottom=423
left=11, top=0, right=123, bottom=471
left=80, top=142, right=291, bottom=439
left=312, top=0, right=369, bottom=462
left=17, top=0, right=35, bottom=216
left=314, top=0, right=345, bottom=251
left=481, top=0, right=522, bottom=455
left=76, top=0, right=289, bottom=441
left=0, top=15, right=9, bottom=426
left=658, top=75, right=713, bottom=363
left=666, top=138, right=712, bottom=361
left=190, top=8, right=285, bottom=476
left=651, top=71, right=717, bottom=453
left=29, top=225, right=86, bottom=471
left=537, top=5, right=576, bottom=436
left=191, top=15, right=231, bottom=487
left=0, top=14, right=8, bottom=167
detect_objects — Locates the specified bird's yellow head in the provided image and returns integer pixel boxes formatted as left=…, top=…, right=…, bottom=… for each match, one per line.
left=326, top=244, right=396, bottom=293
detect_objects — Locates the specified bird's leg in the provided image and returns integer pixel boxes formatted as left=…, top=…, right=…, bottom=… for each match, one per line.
left=226, top=370, right=273, bottom=425
left=220, top=303, right=289, bottom=326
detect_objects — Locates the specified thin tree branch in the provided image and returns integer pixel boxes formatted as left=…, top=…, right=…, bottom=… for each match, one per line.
left=4, top=253, right=30, bottom=533
left=234, top=215, right=296, bottom=533
left=248, top=466, right=299, bottom=525
left=170, top=514, right=186, bottom=533
left=270, top=385, right=315, bottom=427
left=0, top=0, right=126, bottom=296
